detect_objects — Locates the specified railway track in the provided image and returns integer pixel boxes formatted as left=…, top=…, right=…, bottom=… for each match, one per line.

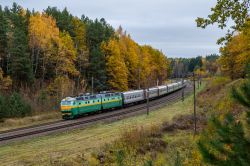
left=0, top=83, right=193, bottom=144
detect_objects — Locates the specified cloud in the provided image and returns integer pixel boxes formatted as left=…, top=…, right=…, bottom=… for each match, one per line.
left=0, top=0, right=225, bottom=57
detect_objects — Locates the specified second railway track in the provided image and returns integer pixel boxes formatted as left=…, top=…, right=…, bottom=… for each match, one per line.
left=0, top=83, right=193, bottom=144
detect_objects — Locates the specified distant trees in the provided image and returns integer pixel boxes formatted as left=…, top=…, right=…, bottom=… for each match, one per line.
left=169, top=55, right=219, bottom=78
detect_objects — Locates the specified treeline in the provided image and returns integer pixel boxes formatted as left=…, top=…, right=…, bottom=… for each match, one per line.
left=169, top=54, right=219, bottom=78
left=0, top=3, right=169, bottom=118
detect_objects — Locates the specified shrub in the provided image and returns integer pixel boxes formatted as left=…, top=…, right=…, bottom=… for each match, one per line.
left=8, top=92, right=32, bottom=118
left=0, top=92, right=32, bottom=120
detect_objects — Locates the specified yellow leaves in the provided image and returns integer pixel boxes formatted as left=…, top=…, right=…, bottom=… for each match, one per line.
left=71, top=17, right=87, bottom=52
left=141, top=45, right=169, bottom=86
left=29, top=13, right=79, bottom=78
left=57, top=32, right=79, bottom=77
left=183, top=150, right=202, bottom=166
left=194, top=68, right=206, bottom=77
left=102, top=38, right=128, bottom=91
left=29, top=13, right=59, bottom=51
left=219, top=25, right=250, bottom=79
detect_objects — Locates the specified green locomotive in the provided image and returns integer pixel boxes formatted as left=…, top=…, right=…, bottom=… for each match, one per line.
left=61, top=92, right=122, bottom=119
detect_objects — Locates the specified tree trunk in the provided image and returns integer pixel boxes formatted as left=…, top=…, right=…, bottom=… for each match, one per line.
left=34, top=49, right=40, bottom=77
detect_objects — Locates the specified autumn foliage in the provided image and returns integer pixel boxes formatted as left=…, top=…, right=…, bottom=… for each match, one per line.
left=0, top=3, right=170, bottom=118
left=218, top=20, right=250, bottom=79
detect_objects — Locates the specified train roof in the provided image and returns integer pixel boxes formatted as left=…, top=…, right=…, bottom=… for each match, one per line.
left=122, top=90, right=144, bottom=94
left=158, top=85, right=167, bottom=89
left=62, top=97, right=76, bottom=101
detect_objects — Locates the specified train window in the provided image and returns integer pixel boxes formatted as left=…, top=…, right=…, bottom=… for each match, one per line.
left=85, top=102, right=87, bottom=104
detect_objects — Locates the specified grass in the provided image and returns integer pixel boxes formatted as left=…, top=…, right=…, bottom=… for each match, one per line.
left=0, top=83, right=206, bottom=166
left=0, top=111, right=61, bottom=132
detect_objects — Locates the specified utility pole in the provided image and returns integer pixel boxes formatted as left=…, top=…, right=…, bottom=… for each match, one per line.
left=138, top=67, right=141, bottom=89
left=200, top=74, right=202, bottom=87
left=193, top=72, right=197, bottom=135
left=91, top=76, right=94, bottom=95
left=182, top=76, right=184, bottom=102
left=146, top=78, right=149, bottom=115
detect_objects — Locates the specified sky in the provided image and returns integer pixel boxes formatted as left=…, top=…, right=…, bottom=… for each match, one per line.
left=0, top=0, right=226, bottom=58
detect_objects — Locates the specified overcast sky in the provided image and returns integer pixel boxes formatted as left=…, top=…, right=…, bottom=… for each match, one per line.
left=0, top=0, right=225, bottom=58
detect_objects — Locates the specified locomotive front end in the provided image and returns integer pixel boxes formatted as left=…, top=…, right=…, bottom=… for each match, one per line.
left=60, top=97, right=75, bottom=119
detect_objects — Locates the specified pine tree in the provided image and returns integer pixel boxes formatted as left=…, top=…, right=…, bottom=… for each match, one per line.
left=85, top=18, right=115, bottom=91
left=10, top=27, right=33, bottom=86
left=9, top=3, right=33, bottom=86
left=0, top=6, right=8, bottom=72
left=198, top=114, right=250, bottom=166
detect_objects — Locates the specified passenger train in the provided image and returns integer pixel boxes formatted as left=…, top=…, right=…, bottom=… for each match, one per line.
left=60, top=80, right=187, bottom=119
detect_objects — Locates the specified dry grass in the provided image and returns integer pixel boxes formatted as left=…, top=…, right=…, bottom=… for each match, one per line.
left=0, top=111, right=61, bottom=132
left=197, top=77, right=246, bottom=116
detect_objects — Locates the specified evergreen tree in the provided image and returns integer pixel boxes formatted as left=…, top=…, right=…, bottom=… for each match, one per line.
left=10, top=27, right=33, bottom=85
left=9, top=3, right=33, bottom=86
left=0, top=6, right=8, bottom=72
left=85, top=18, right=115, bottom=91
left=198, top=114, right=250, bottom=166
left=89, top=47, right=107, bottom=91
left=45, top=7, right=74, bottom=35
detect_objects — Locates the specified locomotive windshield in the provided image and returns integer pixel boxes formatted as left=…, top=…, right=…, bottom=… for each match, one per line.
left=61, top=101, right=73, bottom=105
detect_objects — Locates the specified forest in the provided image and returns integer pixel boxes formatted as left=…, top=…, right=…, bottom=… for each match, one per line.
left=0, top=3, right=170, bottom=119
